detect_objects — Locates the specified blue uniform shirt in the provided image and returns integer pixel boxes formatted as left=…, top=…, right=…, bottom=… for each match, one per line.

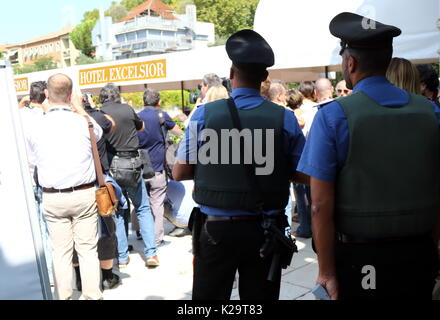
left=177, top=87, right=306, bottom=216
left=298, top=76, right=440, bottom=182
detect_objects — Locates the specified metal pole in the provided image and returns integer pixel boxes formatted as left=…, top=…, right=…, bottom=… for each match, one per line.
left=325, top=66, right=329, bottom=78
left=181, top=81, right=185, bottom=112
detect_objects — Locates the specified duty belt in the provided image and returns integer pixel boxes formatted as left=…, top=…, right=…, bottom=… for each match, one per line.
left=116, top=151, right=139, bottom=158
left=43, top=182, right=96, bottom=194
left=205, top=214, right=263, bottom=222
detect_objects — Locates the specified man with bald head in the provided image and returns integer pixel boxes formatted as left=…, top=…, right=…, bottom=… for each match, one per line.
left=268, top=80, right=288, bottom=107
left=27, top=73, right=103, bottom=300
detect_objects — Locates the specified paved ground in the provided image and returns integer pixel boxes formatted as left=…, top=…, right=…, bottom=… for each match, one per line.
left=64, top=220, right=440, bottom=300
left=66, top=221, right=318, bottom=300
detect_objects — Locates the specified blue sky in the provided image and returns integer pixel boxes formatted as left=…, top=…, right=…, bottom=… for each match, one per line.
left=0, top=0, right=116, bottom=44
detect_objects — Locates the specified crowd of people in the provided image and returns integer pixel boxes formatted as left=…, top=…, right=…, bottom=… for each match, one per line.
left=16, top=11, right=440, bottom=301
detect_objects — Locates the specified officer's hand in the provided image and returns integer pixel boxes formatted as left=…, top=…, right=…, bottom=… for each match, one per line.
left=316, top=275, right=339, bottom=300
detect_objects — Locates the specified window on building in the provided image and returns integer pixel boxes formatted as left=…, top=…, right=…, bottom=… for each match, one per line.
left=148, top=29, right=161, bottom=40
left=137, top=30, right=147, bottom=40
left=163, top=31, right=175, bottom=39
left=196, top=35, right=209, bottom=41
left=116, top=34, right=126, bottom=43
left=50, top=43, right=54, bottom=52
left=126, top=32, right=136, bottom=42
left=56, top=42, right=60, bottom=52
left=44, top=45, right=48, bottom=54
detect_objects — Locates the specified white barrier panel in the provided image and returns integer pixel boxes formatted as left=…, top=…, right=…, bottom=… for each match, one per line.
left=0, top=61, right=52, bottom=300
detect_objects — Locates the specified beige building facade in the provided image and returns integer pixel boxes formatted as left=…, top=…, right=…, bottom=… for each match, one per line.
left=3, top=26, right=81, bottom=68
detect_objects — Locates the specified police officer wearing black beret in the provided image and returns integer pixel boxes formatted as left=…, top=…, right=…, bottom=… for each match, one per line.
left=173, top=30, right=308, bottom=300
left=298, top=12, right=440, bottom=299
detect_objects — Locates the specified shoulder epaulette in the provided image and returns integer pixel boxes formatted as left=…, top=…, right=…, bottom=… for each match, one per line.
left=317, top=99, right=335, bottom=110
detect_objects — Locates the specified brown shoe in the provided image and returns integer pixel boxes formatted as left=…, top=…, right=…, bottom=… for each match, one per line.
left=118, top=257, right=130, bottom=269
left=146, top=256, right=160, bottom=268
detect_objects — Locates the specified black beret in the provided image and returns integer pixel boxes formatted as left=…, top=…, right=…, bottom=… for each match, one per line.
left=330, top=12, right=401, bottom=53
left=226, top=29, right=275, bottom=68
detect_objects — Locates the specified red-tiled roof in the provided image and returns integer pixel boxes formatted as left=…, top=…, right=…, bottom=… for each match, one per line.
left=119, top=0, right=177, bottom=22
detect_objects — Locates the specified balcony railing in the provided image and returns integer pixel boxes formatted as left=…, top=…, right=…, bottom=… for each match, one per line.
left=113, top=39, right=178, bottom=52
left=113, top=16, right=178, bottom=35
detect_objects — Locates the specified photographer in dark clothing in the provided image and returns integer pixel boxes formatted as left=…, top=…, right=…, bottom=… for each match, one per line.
left=100, top=84, right=159, bottom=269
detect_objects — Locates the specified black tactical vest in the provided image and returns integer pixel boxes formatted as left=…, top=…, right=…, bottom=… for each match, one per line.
left=193, top=99, right=291, bottom=212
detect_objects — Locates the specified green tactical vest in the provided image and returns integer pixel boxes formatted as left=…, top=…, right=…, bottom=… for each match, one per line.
left=193, top=99, right=291, bottom=211
left=336, top=91, right=439, bottom=238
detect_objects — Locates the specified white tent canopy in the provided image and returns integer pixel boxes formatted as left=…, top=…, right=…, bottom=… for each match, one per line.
left=254, top=0, right=440, bottom=80
left=13, top=0, right=439, bottom=96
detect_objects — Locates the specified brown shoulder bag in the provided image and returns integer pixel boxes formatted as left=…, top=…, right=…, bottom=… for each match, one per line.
left=85, top=116, right=118, bottom=217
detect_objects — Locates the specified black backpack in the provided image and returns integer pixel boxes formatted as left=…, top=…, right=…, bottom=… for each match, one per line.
left=156, top=110, right=178, bottom=180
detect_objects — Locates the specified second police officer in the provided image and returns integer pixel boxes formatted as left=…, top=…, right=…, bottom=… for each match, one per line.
left=298, top=12, right=440, bottom=300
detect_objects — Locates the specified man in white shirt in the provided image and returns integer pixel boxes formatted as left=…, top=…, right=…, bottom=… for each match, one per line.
left=303, top=78, right=335, bottom=138
left=28, top=74, right=103, bottom=300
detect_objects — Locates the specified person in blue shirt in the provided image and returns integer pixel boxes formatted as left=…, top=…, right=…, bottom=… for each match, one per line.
left=173, top=29, right=307, bottom=300
left=298, top=12, right=440, bottom=300
left=137, top=88, right=183, bottom=246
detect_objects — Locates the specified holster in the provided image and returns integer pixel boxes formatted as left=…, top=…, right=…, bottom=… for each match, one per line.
left=260, top=214, right=298, bottom=281
left=188, top=207, right=205, bottom=257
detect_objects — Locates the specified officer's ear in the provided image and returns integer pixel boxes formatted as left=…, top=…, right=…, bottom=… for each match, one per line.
left=230, top=67, right=235, bottom=81
left=348, top=55, right=357, bottom=74
left=261, top=70, right=269, bottom=82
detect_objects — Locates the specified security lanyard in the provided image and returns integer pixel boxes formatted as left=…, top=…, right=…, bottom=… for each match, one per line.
left=47, top=107, right=72, bottom=114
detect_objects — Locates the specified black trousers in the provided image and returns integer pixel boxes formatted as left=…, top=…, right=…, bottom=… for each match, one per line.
left=192, top=218, right=282, bottom=300
left=335, top=237, right=438, bottom=300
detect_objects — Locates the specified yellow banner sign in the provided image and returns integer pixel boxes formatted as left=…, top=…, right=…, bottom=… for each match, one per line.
left=15, top=78, right=29, bottom=93
left=79, top=59, right=167, bottom=86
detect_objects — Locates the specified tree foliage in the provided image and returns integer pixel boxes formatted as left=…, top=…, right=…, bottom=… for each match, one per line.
left=106, top=1, right=128, bottom=22
left=160, top=90, right=192, bottom=109
left=121, top=90, right=193, bottom=110
left=193, top=0, right=259, bottom=39
left=13, top=57, right=57, bottom=75
left=71, top=18, right=98, bottom=57
left=75, top=54, right=106, bottom=66
left=120, top=0, right=145, bottom=11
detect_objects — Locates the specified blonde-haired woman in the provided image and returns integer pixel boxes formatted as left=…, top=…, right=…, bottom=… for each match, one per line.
left=205, top=85, right=230, bottom=103
left=386, top=57, right=421, bottom=94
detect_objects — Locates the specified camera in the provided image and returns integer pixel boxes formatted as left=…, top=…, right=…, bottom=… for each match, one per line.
left=83, top=92, right=93, bottom=110
left=190, top=92, right=201, bottom=105
left=222, top=78, right=232, bottom=95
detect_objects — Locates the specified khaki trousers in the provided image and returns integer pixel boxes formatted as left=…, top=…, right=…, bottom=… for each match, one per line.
left=145, top=171, right=168, bottom=244
left=43, top=188, right=102, bottom=300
